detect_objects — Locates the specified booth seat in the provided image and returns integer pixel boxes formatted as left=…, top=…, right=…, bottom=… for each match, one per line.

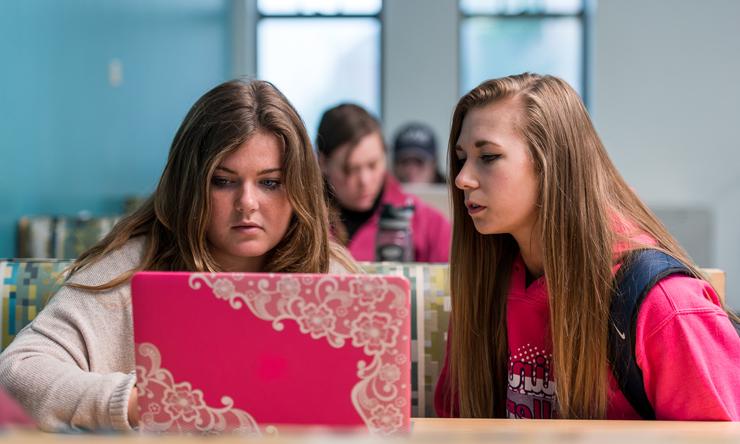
left=0, top=259, right=725, bottom=418
left=17, top=216, right=119, bottom=259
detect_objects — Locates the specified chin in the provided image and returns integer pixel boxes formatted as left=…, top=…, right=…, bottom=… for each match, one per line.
left=230, top=245, right=270, bottom=259
left=351, top=201, right=374, bottom=212
left=471, top=221, right=498, bottom=235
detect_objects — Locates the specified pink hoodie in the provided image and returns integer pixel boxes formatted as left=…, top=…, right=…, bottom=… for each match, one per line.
left=346, top=175, right=451, bottom=263
left=435, top=255, right=740, bottom=420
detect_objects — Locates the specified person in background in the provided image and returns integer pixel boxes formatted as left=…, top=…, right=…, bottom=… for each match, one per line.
left=393, top=122, right=446, bottom=184
left=435, top=73, right=740, bottom=420
left=316, top=104, right=451, bottom=262
left=0, top=79, right=356, bottom=432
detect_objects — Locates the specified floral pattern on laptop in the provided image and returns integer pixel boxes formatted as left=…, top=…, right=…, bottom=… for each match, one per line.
left=136, top=342, right=266, bottom=435
left=133, top=273, right=411, bottom=435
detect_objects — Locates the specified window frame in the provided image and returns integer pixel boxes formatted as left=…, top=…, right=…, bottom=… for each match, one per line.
left=253, top=0, right=384, bottom=121
left=458, top=0, right=590, bottom=105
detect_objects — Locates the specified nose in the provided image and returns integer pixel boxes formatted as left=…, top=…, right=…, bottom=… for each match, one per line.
left=236, top=183, right=258, bottom=214
left=454, top=160, right=478, bottom=190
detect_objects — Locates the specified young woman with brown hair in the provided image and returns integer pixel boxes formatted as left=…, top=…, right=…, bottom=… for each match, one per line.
left=435, top=73, right=740, bottom=420
left=0, top=79, right=355, bottom=432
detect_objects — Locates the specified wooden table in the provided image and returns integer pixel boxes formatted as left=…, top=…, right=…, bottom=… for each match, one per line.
left=2, top=418, right=739, bottom=443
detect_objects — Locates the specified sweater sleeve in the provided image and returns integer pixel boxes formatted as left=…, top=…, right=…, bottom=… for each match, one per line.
left=636, top=275, right=740, bottom=420
left=0, top=284, right=137, bottom=432
left=0, top=239, right=142, bottom=432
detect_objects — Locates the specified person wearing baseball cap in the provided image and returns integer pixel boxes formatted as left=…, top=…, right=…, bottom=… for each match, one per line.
left=393, top=122, right=446, bottom=184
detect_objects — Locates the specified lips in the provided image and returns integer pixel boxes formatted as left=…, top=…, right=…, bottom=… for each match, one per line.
left=465, top=201, right=486, bottom=215
left=232, top=221, right=263, bottom=231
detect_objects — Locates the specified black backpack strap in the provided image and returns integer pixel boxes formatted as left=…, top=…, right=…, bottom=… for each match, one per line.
left=608, top=249, right=692, bottom=419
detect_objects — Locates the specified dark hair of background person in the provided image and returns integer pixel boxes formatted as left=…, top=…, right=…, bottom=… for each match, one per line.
left=316, top=103, right=383, bottom=162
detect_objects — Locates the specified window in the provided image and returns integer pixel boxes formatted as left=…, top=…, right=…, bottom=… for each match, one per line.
left=257, top=0, right=382, bottom=139
left=460, top=0, right=587, bottom=100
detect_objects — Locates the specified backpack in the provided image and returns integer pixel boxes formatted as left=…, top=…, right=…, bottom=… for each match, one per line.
left=608, top=249, right=740, bottom=419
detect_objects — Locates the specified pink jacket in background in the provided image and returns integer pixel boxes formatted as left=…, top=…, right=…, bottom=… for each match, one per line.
left=347, top=176, right=451, bottom=263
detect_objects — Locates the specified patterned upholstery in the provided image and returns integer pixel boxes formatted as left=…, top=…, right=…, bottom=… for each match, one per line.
left=0, top=259, right=726, bottom=418
left=17, top=216, right=119, bottom=259
left=0, top=259, right=72, bottom=349
left=360, top=262, right=451, bottom=418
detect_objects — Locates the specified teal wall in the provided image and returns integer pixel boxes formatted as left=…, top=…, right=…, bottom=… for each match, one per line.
left=0, top=0, right=232, bottom=257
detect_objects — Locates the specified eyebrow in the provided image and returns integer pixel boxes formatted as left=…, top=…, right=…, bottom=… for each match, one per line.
left=475, top=140, right=502, bottom=149
left=342, top=154, right=384, bottom=173
left=455, top=140, right=502, bottom=152
left=215, top=166, right=282, bottom=175
left=214, top=166, right=237, bottom=174
left=257, top=167, right=282, bottom=175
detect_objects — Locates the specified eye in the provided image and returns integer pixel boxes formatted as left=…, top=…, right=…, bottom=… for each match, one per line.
left=480, top=154, right=501, bottom=164
left=211, top=176, right=236, bottom=188
left=261, top=179, right=282, bottom=190
left=345, top=166, right=361, bottom=177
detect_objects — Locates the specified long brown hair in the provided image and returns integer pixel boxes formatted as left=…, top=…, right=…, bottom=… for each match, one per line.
left=69, top=79, right=355, bottom=291
left=446, top=73, right=734, bottom=419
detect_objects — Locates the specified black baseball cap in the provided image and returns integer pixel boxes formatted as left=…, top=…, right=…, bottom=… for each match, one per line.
left=393, top=123, right=437, bottom=162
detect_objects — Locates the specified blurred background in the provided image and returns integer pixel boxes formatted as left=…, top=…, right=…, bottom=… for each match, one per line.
left=0, top=0, right=738, bottom=308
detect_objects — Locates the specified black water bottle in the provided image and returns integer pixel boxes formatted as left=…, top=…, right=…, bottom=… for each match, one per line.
left=375, top=202, right=415, bottom=262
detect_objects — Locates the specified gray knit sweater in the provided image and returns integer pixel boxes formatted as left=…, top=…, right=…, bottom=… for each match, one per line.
left=0, top=237, right=351, bottom=432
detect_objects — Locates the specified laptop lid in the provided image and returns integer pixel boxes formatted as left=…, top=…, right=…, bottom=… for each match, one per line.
left=131, top=271, right=411, bottom=435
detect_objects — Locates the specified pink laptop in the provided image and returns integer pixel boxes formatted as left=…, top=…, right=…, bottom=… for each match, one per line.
left=131, top=271, right=411, bottom=435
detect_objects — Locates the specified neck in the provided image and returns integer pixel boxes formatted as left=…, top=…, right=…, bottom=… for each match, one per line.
left=512, top=223, right=544, bottom=279
left=213, top=254, right=265, bottom=273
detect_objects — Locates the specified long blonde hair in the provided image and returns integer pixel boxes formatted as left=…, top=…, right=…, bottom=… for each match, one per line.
left=446, top=73, right=730, bottom=418
left=69, top=79, right=355, bottom=291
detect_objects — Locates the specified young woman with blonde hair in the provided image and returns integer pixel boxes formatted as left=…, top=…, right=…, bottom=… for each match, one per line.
left=435, top=73, right=740, bottom=420
left=0, top=79, right=355, bottom=432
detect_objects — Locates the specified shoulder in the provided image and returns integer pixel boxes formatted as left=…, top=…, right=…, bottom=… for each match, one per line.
left=640, top=276, right=725, bottom=326
left=328, top=242, right=361, bottom=274
left=634, top=275, right=740, bottom=419
left=329, top=259, right=356, bottom=275
left=67, top=237, right=146, bottom=287
left=636, top=274, right=733, bottom=351
left=33, top=240, right=144, bottom=323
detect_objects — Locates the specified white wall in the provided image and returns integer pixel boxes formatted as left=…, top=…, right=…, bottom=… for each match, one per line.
left=593, top=0, right=740, bottom=308
left=383, top=0, right=459, bottom=161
